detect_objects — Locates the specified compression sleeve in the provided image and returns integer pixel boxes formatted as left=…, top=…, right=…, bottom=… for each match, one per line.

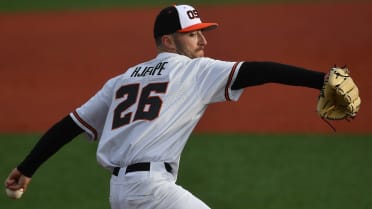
left=231, top=61, right=325, bottom=90
left=17, top=115, right=84, bottom=177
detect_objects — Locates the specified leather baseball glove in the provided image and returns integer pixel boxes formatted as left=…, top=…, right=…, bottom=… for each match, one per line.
left=317, top=66, right=361, bottom=120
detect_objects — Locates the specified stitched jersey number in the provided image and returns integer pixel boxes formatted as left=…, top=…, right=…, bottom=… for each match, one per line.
left=112, top=82, right=168, bottom=129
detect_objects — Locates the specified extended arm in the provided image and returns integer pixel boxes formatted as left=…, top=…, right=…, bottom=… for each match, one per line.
left=5, top=115, right=84, bottom=191
left=18, top=115, right=84, bottom=177
left=232, top=61, right=325, bottom=90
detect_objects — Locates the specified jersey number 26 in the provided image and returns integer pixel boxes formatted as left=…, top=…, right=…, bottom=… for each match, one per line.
left=112, top=82, right=168, bottom=129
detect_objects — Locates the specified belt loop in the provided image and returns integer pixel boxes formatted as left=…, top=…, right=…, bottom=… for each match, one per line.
left=112, top=167, right=120, bottom=176
left=164, top=162, right=172, bottom=173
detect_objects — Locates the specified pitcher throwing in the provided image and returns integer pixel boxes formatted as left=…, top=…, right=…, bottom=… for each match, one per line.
left=5, top=4, right=360, bottom=209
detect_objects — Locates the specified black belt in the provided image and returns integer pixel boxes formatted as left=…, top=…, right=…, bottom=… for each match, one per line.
left=113, top=162, right=172, bottom=176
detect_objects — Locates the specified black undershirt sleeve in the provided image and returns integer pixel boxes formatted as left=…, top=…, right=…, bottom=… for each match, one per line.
left=17, top=115, right=84, bottom=177
left=231, top=61, right=325, bottom=90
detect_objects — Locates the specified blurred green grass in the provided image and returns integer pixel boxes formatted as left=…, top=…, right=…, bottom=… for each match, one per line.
left=0, top=0, right=366, bottom=12
left=3, top=0, right=252, bottom=12
left=1, top=133, right=372, bottom=209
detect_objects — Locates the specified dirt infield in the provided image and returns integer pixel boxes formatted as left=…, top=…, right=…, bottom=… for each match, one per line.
left=1, top=2, right=371, bottom=133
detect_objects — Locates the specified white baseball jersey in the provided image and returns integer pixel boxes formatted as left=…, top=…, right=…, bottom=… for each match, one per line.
left=70, top=52, right=244, bottom=176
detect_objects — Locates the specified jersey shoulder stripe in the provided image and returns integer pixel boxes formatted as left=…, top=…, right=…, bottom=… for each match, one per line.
left=70, top=111, right=98, bottom=140
left=225, top=62, right=240, bottom=101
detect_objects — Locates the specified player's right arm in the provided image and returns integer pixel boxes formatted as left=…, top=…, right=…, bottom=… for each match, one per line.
left=17, top=115, right=84, bottom=177
left=4, top=76, right=117, bottom=192
left=4, top=115, right=84, bottom=192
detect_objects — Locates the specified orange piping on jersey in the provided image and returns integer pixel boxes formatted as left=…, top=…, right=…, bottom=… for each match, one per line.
left=72, top=110, right=98, bottom=140
left=225, top=62, right=239, bottom=101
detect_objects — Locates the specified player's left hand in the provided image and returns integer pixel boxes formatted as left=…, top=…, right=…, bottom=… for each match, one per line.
left=317, top=66, right=361, bottom=120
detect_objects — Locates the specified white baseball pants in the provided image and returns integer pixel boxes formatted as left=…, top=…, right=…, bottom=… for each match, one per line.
left=109, top=162, right=211, bottom=209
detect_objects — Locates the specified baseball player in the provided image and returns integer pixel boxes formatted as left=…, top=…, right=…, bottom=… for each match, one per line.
left=5, top=4, right=360, bottom=209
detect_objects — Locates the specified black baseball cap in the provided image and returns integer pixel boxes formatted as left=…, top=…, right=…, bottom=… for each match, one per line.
left=153, top=4, right=218, bottom=39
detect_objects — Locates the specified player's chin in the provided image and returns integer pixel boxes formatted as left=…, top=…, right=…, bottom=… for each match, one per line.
left=194, top=50, right=205, bottom=58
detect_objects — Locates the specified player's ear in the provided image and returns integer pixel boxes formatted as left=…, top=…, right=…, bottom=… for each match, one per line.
left=162, top=35, right=176, bottom=50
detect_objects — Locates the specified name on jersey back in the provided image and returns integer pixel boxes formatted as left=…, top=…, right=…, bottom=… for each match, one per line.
left=130, top=62, right=168, bottom=77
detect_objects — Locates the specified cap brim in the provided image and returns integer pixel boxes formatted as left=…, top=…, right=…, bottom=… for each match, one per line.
left=178, top=23, right=218, bottom=33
